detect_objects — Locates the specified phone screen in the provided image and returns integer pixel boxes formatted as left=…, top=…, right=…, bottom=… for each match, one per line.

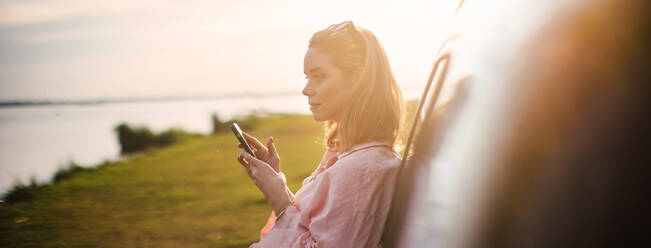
left=230, top=123, right=256, bottom=158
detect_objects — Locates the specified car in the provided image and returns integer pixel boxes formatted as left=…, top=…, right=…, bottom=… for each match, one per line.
left=381, top=0, right=650, bottom=247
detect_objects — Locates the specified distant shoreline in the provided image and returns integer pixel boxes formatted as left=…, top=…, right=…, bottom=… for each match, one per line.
left=0, top=91, right=301, bottom=108
left=0, top=89, right=422, bottom=108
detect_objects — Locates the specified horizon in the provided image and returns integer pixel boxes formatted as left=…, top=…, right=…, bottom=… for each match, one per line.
left=0, top=88, right=423, bottom=104
left=0, top=0, right=459, bottom=102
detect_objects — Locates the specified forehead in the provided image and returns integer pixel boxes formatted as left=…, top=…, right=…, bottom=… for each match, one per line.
left=304, top=47, right=336, bottom=73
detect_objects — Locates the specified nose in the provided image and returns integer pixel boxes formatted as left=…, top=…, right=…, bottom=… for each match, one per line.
left=302, top=83, right=315, bottom=97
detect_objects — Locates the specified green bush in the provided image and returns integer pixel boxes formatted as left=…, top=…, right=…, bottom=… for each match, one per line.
left=52, top=160, right=93, bottom=183
left=155, top=128, right=186, bottom=146
left=212, top=112, right=264, bottom=134
left=211, top=113, right=229, bottom=134
left=2, top=160, right=100, bottom=202
left=114, top=123, right=189, bottom=154
left=2, top=176, right=44, bottom=203
left=236, top=112, right=262, bottom=131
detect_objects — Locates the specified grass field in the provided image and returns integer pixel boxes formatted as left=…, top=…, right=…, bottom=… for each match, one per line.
left=0, top=114, right=325, bottom=248
left=0, top=100, right=417, bottom=248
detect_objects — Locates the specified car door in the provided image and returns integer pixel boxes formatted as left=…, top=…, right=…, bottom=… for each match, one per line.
left=381, top=0, right=588, bottom=247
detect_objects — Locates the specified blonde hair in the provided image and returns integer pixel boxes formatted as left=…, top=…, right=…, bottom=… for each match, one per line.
left=309, top=22, right=405, bottom=152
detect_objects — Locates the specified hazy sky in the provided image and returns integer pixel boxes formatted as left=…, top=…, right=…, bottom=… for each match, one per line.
left=0, top=0, right=458, bottom=101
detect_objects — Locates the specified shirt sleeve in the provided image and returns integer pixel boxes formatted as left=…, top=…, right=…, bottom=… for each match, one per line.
left=258, top=148, right=336, bottom=241
left=251, top=148, right=400, bottom=248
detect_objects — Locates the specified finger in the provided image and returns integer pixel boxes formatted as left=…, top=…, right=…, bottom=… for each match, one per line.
left=238, top=155, right=248, bottom=167
left=243, top=152, right=278, bottom=180
left=242, top=151, right=262, bottom=167
left=238, top=143, right=256, bottom=156
left=242, top=132, right=268, bottom=154
left=238, top=150, right=249, bottom=166
left=267, top=136, right=279, bottom=158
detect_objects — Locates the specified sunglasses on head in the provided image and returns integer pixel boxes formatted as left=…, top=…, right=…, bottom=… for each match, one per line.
left=328, top=20, right=355, bottom=32
left=327, top=20, right=366, bottom=50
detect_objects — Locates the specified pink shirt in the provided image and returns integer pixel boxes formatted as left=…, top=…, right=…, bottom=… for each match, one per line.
left=250, top=141, right=401, bottom=248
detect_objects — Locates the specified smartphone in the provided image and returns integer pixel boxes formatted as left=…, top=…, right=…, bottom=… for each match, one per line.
left=230, top=122, right=256, bottom=158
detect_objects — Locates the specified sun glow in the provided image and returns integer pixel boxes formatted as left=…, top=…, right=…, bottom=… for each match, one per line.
left=0, top=0, right=461, bottom=101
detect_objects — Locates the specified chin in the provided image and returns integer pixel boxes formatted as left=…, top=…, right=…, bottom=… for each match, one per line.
left=310, top=111, right=329, bottom=122
left=312, top=114, right=326, bottom=122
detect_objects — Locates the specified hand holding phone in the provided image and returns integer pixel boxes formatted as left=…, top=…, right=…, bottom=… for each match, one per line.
left=231, top=123, right=281, bottom=173
left=230, top=123, right=257, bottom=158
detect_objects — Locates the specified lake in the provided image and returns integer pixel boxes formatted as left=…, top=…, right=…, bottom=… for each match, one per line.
left=0, top=94, right=312, bottom=195
left=0, top=91, right=420, bottom=195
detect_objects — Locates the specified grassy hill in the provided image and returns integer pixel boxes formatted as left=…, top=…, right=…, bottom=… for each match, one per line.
left=0, top=100, right=418, bottom=248
left=0, top=114, right=324, bottom=248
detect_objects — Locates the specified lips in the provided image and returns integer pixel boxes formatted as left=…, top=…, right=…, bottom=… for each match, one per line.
left=309, top=102, right=321, bottom=111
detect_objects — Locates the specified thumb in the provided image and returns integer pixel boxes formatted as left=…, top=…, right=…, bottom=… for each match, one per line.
left=242, top=151, right=262, bottom=167
left=267, top=136, right=278, bottom=157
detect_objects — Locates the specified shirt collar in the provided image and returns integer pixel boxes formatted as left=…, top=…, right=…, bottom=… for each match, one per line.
left=336, top=140, right=393, bottom=160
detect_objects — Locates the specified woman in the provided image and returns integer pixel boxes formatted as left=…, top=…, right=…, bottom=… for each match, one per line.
left=237, top=20, right=404, bottom=247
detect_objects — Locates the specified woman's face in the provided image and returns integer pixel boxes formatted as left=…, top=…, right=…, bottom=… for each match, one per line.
left=303, top=47, right=353, bottom=122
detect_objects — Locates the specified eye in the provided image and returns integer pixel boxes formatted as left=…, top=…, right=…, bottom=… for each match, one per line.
left=305, top=73, right=326, bottom=81
left=314, top=73, right=326, bottom=80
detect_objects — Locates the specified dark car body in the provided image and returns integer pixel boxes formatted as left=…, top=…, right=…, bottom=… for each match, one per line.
left=381, top=0, right=651, bottom=247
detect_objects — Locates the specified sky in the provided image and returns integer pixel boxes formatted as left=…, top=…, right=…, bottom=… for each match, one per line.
left=0, top=0, right=459, bottom=101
